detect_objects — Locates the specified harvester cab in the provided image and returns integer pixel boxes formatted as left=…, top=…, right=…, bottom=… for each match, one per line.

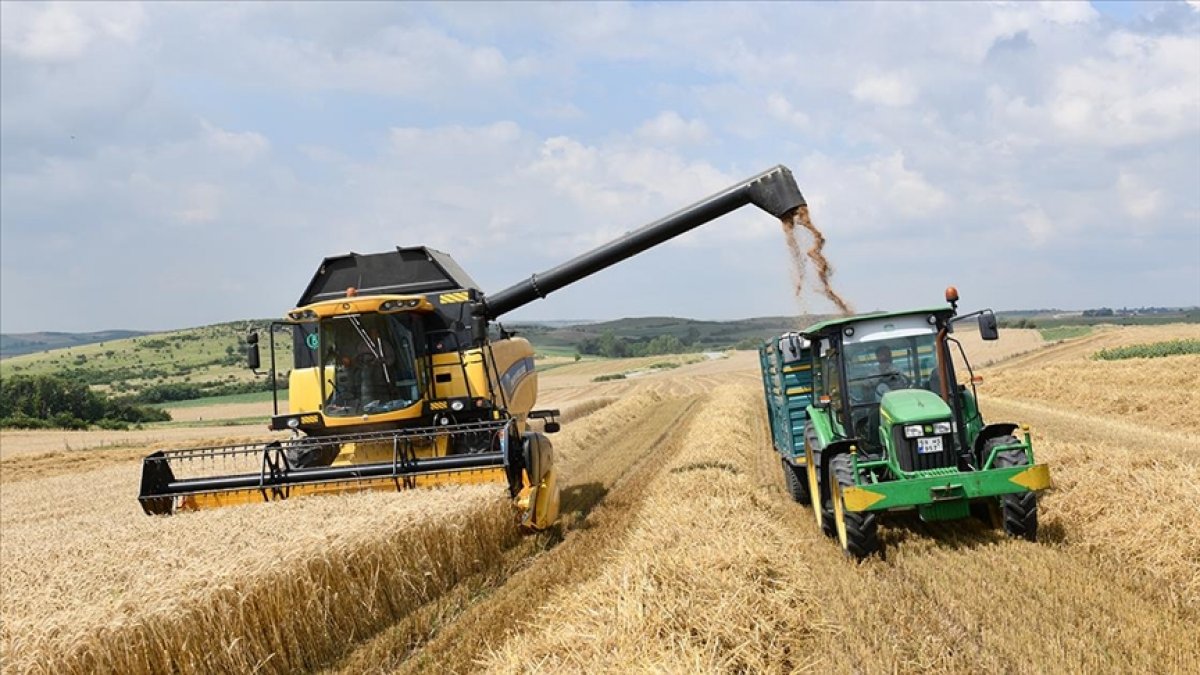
left=141, top=165, right=807, bottom=529
left=759, top=287, right=1051, bottom=559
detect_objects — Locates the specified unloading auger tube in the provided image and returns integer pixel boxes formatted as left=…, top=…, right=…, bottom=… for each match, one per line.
left=477, top=165, right=805, bottom=323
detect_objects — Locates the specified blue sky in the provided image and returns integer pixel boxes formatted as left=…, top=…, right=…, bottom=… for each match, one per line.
left=2, top=1, right=1198, bottom=332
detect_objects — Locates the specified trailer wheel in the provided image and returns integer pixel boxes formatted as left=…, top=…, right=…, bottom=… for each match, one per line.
left=989, top=437, right=1038, bottom=541
left=782, top=458, right=810, bottom=504
left=829, top=454, right=881, bottom=560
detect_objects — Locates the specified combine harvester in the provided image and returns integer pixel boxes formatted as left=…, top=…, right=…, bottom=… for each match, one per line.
left=140, top=165, right=806, bottom=529
left=759, top=288, right=1052, bottom=559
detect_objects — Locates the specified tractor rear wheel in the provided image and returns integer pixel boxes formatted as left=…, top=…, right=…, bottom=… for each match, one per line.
left=990, top=437, right=1038, bottom=541
left=829, top=454, right=881, bottom=560
left=782, top=457, right=810, bottom=504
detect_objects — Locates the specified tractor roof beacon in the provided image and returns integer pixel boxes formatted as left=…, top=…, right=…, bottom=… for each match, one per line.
left=758, top=287, right=1052, bottom=560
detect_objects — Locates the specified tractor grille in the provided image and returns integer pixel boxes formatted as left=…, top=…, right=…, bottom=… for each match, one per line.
left=892, top=428, right=956, bottom=472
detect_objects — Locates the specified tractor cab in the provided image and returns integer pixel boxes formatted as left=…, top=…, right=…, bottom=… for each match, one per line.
left=808, top=309, right=958, bottom=461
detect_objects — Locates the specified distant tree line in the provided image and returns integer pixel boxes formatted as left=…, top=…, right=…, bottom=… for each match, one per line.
left=0, top=374, right=171, bottom=430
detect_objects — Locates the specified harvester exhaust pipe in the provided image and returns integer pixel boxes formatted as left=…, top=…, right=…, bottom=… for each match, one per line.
left=481, top=164, right=805, bottom=320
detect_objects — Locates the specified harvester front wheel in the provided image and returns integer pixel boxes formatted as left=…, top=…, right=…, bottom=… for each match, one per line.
left=782, top=458, right=810, bottom=504
left=990, top=437, right=1038, bottom=541
left=829, top=454, right=881, bottom=560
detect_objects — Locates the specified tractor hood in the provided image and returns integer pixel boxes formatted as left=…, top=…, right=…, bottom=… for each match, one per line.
left=879, top=389, right=952, bottom=426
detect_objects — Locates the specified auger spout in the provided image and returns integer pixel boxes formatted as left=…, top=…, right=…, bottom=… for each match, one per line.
left=480, top=164, right=804, bottom=320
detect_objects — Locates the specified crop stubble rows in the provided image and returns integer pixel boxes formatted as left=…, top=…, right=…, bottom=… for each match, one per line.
left=2, top=325, right=1197, bottom=673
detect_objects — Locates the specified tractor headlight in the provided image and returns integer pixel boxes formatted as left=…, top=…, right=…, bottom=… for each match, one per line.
left=450, top=400, right=465, bottom=412
left=903, top=424, right=923, bottom=439
left=933, top=421, right=952, bottom=435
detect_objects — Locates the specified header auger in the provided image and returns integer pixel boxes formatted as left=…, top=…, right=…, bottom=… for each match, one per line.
left=140, top=165, right=805, bottom=529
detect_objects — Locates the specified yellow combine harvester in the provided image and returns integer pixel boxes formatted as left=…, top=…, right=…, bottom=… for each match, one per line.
left=139, top=165, right=806, bottom=528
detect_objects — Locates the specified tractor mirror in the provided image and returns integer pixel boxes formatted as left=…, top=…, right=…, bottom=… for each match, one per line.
left=978, top=313, right=999, bottom=341
left=247, top=332, right=261, bottom=370
left=544, top=421, right=561, bottom=434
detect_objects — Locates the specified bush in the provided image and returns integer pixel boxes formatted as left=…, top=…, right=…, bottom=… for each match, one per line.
left=1093, top=339, right=1200, bottom=361
left=592, top=373, right=627, bottom=382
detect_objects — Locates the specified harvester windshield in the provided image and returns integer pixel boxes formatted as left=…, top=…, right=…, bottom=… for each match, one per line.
left=319, top=313, right=422, bottom=417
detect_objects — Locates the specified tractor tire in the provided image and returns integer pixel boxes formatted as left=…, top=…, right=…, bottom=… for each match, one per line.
left=989, top=436, right=1038, bottom=541
left=829, top=454, right=881, bottom=560
left=806, top=450, right=836, bottom=538
left=782, top=457, right=810, bottom=504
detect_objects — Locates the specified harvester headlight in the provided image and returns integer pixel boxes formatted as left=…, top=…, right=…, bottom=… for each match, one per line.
left=287, top=417, right=300, bottom=429
left=381, top=300, right=398, bottom=311
left=933, top=421, right=952, bottom=435
left=405, top=299, right=421, bottom=308
left=450, top=400, right=465, bottom=412
left=903, top=424, right=923, bottom=439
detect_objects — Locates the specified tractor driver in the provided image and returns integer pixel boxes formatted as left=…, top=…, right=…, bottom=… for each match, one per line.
left=870, top=344, right=908, bottom=399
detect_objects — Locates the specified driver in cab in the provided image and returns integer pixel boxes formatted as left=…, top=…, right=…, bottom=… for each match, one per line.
left=870, top=345, right=906, bottom=400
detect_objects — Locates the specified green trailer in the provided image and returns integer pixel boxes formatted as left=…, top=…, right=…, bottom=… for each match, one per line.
left=759, top=288, right=1052, bottom=560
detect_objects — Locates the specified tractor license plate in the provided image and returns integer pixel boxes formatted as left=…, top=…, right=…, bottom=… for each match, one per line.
left=917, top=437, right=944, bottom=454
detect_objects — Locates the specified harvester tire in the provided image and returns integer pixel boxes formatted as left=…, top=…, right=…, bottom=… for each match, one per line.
left=829, top=454, right=881, bottom=560
left=285, top=439, right=340, bottom=469
left=782, top=458, right=810, bottom=504
left=990, top=437, right=1038, bottom=541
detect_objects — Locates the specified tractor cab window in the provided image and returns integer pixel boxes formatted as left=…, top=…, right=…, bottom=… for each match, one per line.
left=842, top=336, right=938, bottom=448
left=320, top=313, right=423, bottom=417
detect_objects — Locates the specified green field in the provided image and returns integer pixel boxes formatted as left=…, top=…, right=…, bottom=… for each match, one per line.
left=1094, top=339, right=1200, bottom=361
left=157, top=390, right=288, bottom=409
left=0, top=321, right=291, bottom=399
left=1039, top=326, right=1093, bottom=341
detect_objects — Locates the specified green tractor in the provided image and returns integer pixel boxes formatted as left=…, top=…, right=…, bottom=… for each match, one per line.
left=759, top=287, right=1051, bottom=559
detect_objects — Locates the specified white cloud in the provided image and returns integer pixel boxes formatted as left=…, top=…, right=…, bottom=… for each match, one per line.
left=634, top=111, right=710, bottom=145
left=765, top=93, right=810, bottom=129
left=852, top=73, right=917, bottom=107
left=1117, top=171, right=1163, bottom=221
left=1018, top=207, right=1055, bottom=246
left=0, top=2, right=145, bottom=62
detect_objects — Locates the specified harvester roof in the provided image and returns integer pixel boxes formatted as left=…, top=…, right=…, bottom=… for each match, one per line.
left=296, top=247, right=480, bottom=307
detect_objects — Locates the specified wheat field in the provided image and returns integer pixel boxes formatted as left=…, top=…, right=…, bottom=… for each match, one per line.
left=1, top=324, right=1197, bottom=673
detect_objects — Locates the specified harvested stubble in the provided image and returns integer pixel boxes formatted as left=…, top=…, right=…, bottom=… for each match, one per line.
left=485, top=379, right=1199, bottom=673
left=485, top=384, right=824, bottom=673
left=1, top=465, right=518, bottom=674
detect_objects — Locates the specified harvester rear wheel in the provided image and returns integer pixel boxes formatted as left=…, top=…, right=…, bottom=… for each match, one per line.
left=829, top=454, right=881, bottom=560
left=990, top=437, right=1038, bottom=541
left=782, top=458, right=810, bottom=504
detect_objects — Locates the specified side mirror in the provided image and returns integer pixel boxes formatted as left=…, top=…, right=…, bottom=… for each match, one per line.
left=544, top=421, right=561, bottom=434
left=978, top=312, right=999, bottom=341
left=247, top=331, right=261, bottom=370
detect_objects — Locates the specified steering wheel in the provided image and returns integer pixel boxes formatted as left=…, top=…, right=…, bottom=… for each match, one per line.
left=875, top=372, right=909, bottom=400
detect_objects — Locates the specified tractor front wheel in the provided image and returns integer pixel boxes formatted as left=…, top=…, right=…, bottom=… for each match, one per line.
left=989, top=437, right=1038, bottom=541
left=807, top=452, right=835, bottom=538
left=782, top=457, right=810, bottom=504
left=829, top=454, right=881, bottom=560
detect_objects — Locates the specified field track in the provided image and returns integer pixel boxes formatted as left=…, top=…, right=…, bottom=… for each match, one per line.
left=2, top=325, right=1197, bottom=673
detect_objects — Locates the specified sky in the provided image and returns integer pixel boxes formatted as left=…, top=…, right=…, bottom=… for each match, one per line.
left=1, top=1, right=1198, bottom=333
